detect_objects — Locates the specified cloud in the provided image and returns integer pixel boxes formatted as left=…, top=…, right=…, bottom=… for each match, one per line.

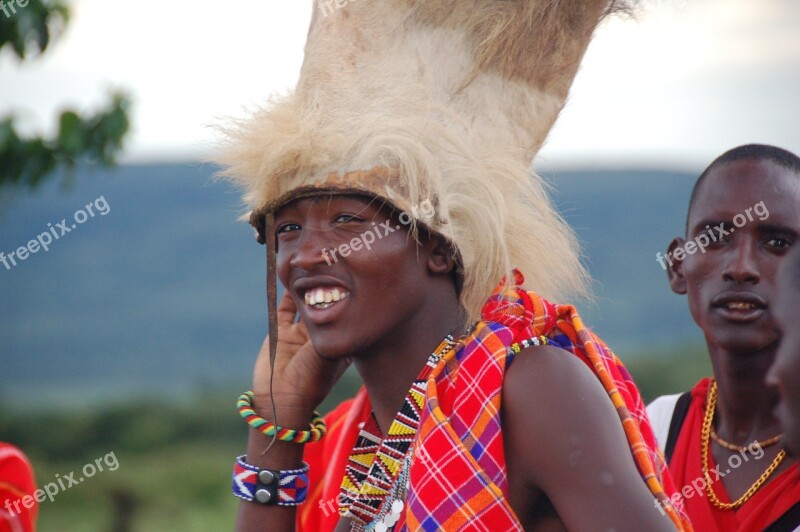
left=2, top=0, right=798, bottom=167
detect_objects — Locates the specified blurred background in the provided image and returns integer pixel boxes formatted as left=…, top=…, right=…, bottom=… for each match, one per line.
left=1, top=0, right=799, bottom=530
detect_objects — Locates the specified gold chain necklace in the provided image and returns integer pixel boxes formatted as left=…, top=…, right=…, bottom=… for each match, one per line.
left=710, top=427, right=782, bottom=452
left=701, top=380, right=786, bottom=510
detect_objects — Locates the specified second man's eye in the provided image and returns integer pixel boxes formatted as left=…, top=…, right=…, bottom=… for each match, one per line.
left=766, top=237, right=791, bottom=249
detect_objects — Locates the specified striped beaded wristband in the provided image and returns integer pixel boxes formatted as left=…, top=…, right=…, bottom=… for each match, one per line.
left=237, top=391, right=327, bottom=443
left=232, top=455, right=309, bottom=506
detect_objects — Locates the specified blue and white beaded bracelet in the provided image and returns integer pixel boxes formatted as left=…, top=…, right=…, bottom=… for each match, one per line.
left=232, top=455, right=309, bottom=506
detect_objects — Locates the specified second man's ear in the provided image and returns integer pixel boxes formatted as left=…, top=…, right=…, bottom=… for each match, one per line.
left=666, top=237, right=688, bottom=295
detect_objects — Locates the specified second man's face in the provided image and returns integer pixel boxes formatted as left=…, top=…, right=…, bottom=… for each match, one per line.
left=672, top=159, right=800, bottom=353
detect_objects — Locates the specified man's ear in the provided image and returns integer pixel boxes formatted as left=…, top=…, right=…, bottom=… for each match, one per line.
left=666, top=237, right=688, bottom=295
left=425, top=234, right=456, bottom=274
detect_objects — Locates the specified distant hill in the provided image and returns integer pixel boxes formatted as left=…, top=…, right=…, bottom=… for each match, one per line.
left=0, top=163, right=705, bottom=406
left=544, top=168, right=704, bottom=352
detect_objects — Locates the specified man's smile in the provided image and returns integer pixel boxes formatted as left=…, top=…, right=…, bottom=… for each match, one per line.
left=303, top=287, right=351, bottom=309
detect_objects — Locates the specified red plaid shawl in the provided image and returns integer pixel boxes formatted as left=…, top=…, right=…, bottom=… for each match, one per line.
left=299, top=271, right=692, bottom=530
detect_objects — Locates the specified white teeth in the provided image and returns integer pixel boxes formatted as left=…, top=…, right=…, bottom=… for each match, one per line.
left=304, top=287, right=349, bottom=307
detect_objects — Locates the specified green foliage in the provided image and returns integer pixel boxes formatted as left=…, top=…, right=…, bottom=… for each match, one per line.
left=0, top=0, right=131, bottom=190
left=0, top=0, right=68, bottom=58
left=0, top=375, right=363, bottom=530
left=0, top=392, right=248, bottom=464
left=1, top=391, right=245, bottom=531
left=29, top=442, right=240, bottom=532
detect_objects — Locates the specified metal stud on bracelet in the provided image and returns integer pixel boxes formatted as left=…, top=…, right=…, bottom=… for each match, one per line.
left=232, top=455, right=309, bottom=506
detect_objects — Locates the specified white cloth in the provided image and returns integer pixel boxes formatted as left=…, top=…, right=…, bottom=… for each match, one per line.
left=646, top=393, right=684, bottom=453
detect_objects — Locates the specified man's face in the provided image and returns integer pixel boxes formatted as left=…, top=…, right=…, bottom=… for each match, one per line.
left=669, top=159, right=800, bottom=353
left=767, top=255, right=800, bottom=457
left=273, top=194, right=437, bottom=358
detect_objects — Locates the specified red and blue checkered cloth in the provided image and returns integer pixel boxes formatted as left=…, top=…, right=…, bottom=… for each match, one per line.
left=298, top=271, right=692, bottom=530
left=406, top=271, right=690, bottom=530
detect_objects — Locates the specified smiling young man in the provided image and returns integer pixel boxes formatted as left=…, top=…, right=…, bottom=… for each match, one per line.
left=218, top=1, right=690, bottom=530
left=648, top=144, right=800, bottom=531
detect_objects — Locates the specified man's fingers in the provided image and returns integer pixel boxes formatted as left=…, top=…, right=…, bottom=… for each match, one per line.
left=253, top=336, right=274, bottom=390
left=260, top=335, right=271, bottom=352
left=277, top=292, right=298, bottom=325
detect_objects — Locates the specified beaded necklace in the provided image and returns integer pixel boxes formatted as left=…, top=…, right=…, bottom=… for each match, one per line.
left=338, top=335, right=457, bottom=531
left=701, top=380, right=787, bottom=510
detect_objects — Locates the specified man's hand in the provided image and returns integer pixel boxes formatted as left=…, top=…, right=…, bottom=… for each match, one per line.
left=252, top=292, right=351, bottom=415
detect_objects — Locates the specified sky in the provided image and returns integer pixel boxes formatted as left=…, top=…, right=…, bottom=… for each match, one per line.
left=1, top=0, right=799, bottom=171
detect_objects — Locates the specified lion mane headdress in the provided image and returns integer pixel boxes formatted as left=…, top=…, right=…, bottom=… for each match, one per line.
left=216, top=0, right=631, bottom=319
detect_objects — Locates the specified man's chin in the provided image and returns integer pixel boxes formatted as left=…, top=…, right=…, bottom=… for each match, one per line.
left=308, top=334, right=353, bottom=361
left=312, top=343, right=349, bottom=361
left=707, top=327, right=776, bottom=354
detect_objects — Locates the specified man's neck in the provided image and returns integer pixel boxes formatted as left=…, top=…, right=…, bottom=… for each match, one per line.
left=354, top=297, right=467, bottom=435
left=709, top=346, right=783, bottom=444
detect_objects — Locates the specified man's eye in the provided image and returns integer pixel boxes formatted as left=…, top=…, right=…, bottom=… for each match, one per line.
left=766, top=237, right=791, bottom=249
left=333, top=214, right=362, bottom=224
left=276, top=223, right=301, bottom=234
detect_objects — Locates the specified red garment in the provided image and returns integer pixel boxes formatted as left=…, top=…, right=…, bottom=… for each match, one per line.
left=299, top=394, right=368, bottom=531
left=406, top=276, right=688, bottom=530
left=669, top=378, right=800, bottom=531
left=0, top=443, right=37, bottom=532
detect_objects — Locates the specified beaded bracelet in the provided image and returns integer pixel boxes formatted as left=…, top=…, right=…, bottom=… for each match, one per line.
left=232, top=455, right=309, bottom=506
left=237, top=391, right=327, bottom=443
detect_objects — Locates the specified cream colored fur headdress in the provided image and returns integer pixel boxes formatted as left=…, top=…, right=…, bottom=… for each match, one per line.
left=216, top=0, right=628, bottom=319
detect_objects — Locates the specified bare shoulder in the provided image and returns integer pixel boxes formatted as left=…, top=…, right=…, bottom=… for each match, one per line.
left=504, top=343, right=594, bottom=388
left=503, top=344, right=606, bottom=430
left=503, top=344, right=616, bottom=482
left=502, top=345, right=675, bottom=531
